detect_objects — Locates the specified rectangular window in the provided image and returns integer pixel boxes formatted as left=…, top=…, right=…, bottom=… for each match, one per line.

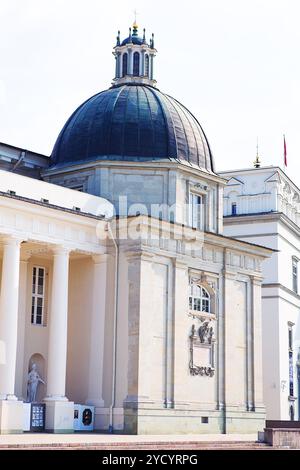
left=292, top=258, right=298, bottom=293
left=190, top=193, right=204, bottom=229
left=231, top=203, right=237, bottom=215
left=31, top=266, right=45, bottom=326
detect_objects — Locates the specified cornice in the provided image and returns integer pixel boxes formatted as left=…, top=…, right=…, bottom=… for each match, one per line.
left=262, top=282, right=300, bottom=301
left=224, top=211, right=300, bottom=238
left=43, top=160, right=226, bottom=186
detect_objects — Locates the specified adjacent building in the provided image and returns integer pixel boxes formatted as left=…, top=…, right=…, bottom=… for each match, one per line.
left=220, top=165, right=300, bottom=421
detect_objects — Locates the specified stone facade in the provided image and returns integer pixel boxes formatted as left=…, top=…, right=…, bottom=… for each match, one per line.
left=43, top=161, right=223, bottom=232
left=220, top=166, right=300, bottom=421
left=0, top=160, right=273, bottom=434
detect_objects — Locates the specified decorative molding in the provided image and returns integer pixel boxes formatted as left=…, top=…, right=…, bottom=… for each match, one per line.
left=172, top=257, right=188, bottom=270
left=198, top=320, right=215, bottom=344
left=52, top=246, right=71, bottom=256
left=189, top=323, right=215, bottom=377
left=262, top=283, right=300, bottom=300
left=0, top=235, right=24, bottom=246
left=0, top=197, right=105, bottom=254
left=92, top=253, right=111, bottom=264
left=192, top=183, right=208, bottom=192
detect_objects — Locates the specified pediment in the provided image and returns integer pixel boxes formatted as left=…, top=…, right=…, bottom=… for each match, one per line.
left=265, top=171, right=281, bottom=184
left=225, top=177, right=244, bottom=187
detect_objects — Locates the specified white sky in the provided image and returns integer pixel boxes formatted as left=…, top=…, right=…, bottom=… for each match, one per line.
left=0, top=0, right=299, bottom=183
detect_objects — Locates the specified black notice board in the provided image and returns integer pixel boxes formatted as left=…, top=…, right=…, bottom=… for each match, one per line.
left=30, top=403, right=46, bottom=432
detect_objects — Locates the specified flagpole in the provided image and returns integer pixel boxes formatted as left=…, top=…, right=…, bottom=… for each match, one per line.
left=283, top=134, right=287, bottom=171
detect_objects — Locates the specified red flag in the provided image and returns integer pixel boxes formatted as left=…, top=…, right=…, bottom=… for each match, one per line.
left=284, top=135, right=287, bottom=167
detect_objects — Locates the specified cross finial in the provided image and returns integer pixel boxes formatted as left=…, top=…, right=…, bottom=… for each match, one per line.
left=254, top=137, right=261, bottom=168
left=134, top=9, right=138, bottom=25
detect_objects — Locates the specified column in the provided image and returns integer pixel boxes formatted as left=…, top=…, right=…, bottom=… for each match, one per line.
left=114, top=55, right=118, bottom=79
left=141, top=50, right=145, bottom=76
left=246, top=277, right=254, bottom=411
left=217, top=269, right=225, bottom=426
left=252, top=275, right=265, bottom=412
left=124, top=252, right=154, bottom=434
left=223, top=266, right=238, bottom=432
left=44, top=246, right=74, bottom=433
left=46, top=246, right=70, bottom=400
left=0, top=237, right=22, bottom=399
left=15, top=252, right=30, bottom=399
left=117, top=53, right=121, bottom=78
left=128, top=48, right=133, bottom=75
left=172, top=259, right=188, bottom=407
left=0, top=236, right=24, bottom=434
left=150, top=54, right=154, bottom=80
left=217, top=185, right=223, bottom=233
left=86, top=254, right=110, bottom=407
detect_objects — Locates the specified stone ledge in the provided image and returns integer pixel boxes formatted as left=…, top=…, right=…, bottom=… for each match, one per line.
left=264, top=428, right=300, bottom=449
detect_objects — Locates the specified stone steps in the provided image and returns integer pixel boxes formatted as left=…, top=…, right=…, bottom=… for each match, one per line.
left=0, top=441, right=272, bottom=451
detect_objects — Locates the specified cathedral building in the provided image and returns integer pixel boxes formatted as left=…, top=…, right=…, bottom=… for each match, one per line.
left=0, top=23, right=272, bottom=434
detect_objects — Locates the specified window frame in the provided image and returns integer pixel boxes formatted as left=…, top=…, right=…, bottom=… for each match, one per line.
left=133, top=51, right=140, bottom=76
left=189, top=192, right=204, bottom=230
left=189, top=282, right=211, bottom=315
left=231, top=202, right=237, bottom=215
left=122, top=53, right=128, bottom=77
left=31, top=266, right=46, bottom=326
left=292, top=257, right=298, bottom=294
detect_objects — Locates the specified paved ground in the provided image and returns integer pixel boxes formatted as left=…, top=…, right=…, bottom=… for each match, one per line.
left=0, top=432, right=257, bottom=445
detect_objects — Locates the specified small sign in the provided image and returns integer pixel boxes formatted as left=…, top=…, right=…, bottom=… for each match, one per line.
left=30, top=403, right=46, bottom=432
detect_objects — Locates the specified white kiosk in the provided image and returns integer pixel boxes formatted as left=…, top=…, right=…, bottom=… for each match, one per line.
left=74, top=404, right=95, bottom=431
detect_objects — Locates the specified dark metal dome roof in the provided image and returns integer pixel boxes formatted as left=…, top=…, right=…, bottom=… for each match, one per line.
left=50, top=84, right=214, bottom=171
left=121, top=35, right=144, bottom=46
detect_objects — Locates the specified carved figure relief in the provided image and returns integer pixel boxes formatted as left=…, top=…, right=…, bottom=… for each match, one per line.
left=189, top=321, right=215, bottom=377
left=198, top=319, right=214, bottom=344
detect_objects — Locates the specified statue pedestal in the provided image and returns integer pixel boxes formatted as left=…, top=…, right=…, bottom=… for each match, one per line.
left=0, top=399, right=23, bottom=434
left=44, top=400, right=74, bottom=433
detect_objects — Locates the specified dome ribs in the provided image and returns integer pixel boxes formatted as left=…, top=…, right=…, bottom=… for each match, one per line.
left=50, top=84, right=214, bottom=172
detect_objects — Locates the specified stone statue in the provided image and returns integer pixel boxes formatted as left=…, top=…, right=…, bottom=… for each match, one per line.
left=27, top=363, right=45, bottom=403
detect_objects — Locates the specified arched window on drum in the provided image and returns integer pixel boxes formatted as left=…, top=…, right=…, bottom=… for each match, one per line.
left=189, top=283, right=211, bottom=313
left=133, top=52, right=140, bottom=76
left=122, top=53, right=128, bottom=77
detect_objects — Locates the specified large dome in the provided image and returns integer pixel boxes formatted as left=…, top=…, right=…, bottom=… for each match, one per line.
left=51, top=84, right=214, bottom=171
